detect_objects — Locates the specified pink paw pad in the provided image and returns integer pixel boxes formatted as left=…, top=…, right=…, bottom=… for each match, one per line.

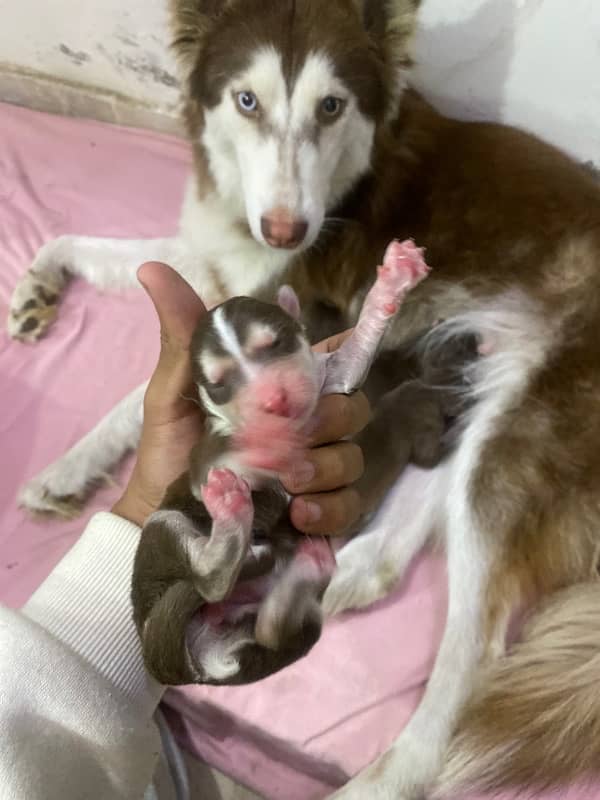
left=374, top=238, right=430, bottom=314
left=201, top=468, right=252, bottom=523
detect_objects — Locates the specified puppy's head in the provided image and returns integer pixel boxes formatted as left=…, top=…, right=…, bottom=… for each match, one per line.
left=191, top=287, right=320, bottom=435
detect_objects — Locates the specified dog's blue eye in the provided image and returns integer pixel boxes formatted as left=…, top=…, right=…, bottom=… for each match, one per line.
left=237, top=91, right=258, bottom=113
left=321, top=96, right=342, bottom=116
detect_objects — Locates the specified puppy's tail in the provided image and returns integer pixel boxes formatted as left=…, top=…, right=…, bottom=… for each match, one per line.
left=434, top=581, right=600, bottom=797
left=140, top=580, right=203, bottom=686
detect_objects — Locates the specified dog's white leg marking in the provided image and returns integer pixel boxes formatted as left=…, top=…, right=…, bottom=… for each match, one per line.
left=322, top=465, right=442, bottom=617
left=329, top=299, right=551, bottom=800
left=19, top=382, right=147, bottom=517
left=328, top=451, right=492, bottom=800
left=8, top=235, right=189, bottom=341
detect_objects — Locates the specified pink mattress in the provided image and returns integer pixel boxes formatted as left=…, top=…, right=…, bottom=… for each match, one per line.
left=0, top=102, right=591, bottom=800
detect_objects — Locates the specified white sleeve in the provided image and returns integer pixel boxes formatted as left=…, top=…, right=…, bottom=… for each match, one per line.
left=0, top=512, right=165, bottom=800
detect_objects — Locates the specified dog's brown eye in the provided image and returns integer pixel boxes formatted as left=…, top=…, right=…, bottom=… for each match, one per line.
left=237, top=91, right=259, bottom=114
left=321, top=96, right=344, bottom=118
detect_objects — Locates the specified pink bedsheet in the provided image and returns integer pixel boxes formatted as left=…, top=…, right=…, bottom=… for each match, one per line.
left=0, top=102, right=592, bottom=800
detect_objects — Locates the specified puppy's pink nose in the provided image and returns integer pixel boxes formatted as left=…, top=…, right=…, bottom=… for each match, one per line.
left=263, top=388, right=290, bottom=417
left=260, top=209, right=308, bottom=249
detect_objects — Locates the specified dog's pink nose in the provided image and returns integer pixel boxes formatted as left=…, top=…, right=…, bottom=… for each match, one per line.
left=262, top=388, right=290, bottom=417
left=260, top=209, right=308, bottom=249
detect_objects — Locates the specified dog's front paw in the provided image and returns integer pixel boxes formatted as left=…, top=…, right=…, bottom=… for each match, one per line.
left=19, top=476, right=84, bottom=519
left=7, top=269, right=65, bottom=342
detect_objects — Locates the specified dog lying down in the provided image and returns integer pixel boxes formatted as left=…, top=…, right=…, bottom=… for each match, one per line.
left=132, top=239, right=467, bottom=685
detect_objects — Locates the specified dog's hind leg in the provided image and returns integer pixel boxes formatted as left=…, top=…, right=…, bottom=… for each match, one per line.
left=328, top=461, right=496, bottom=800
left=7, top=235, right=189, bottom=342
left=322, top=464, right=444, bottom=617
left=19, top=381, right=147, bottom=517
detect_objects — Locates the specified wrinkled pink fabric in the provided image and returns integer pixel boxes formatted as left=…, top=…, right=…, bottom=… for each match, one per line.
left=0, top=103, right=593, bottom=800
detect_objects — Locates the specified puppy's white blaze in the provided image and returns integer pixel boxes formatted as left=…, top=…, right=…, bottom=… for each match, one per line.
left=212, top=306, right=244, bottom=361
left=212, top=306, right=259, bottom=382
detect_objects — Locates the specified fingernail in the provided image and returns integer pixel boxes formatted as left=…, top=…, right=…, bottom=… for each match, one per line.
left=297, top=499, right=322, bottom=524
left=284, top=460, right=315, bottom=489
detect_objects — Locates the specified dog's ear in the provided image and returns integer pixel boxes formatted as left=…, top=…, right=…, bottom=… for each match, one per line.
left=169, top=0, right=232, bottom=77
left=354, top=0, right=421, bottom=118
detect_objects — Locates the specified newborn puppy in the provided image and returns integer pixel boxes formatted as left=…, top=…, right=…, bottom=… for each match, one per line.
left=131, top=240, right=433, bottom=686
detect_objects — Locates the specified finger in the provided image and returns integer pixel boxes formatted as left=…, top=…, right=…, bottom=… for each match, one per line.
left=289, top=487, right=361, bottom=535
left=312, top=327, right=354, bottom=354
left=139, top=262, right=206, bottom=421
left=308, top=392, right=371, bottom=446
left=138, top=262, right=206, bottom=351
left=280, top=442, right=364, bottom=494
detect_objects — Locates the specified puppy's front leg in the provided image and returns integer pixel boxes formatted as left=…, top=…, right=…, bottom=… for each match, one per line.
left=322, top=240, right=430, bottom=395
left=8, top=234, right=189, bottom=341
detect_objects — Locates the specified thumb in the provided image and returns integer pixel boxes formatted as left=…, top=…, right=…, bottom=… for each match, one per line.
left=138, top=261, right=207, bottom=419
left=138, top=261, right=206, bottom=350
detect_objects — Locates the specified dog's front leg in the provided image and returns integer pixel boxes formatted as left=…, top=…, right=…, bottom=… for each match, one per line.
left=7, top=234, right=190, bottom=341
left=19, top=382, right=147, bottom=517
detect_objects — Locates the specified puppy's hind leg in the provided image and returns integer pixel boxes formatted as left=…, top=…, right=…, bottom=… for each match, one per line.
left=19, top=382, right=147, bottom=517
left=8, top=235, right=188, bottom=342
left=194, top=468, right=254, bottom=601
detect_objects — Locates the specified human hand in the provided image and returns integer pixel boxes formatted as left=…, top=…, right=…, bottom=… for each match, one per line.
left=281, top=331, right=371, bottom=536
left=112, top=262, right=206, bottom=526
left=112, top=265, right=370, bottom=534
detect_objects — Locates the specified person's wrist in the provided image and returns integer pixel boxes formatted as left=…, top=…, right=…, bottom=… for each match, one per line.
left=111, top=486, right=154, bottom=527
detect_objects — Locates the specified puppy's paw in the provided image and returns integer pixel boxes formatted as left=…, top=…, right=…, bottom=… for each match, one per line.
left=201, top=468, right=252, bottom=528
left=372, top=239, right=430, bottom=315
left=7, top=270, right=65, bottom=342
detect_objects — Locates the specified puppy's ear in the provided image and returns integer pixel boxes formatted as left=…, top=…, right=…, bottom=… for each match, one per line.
left=277, top=285, right=301, bottom=321
left=353, top=0, right=421, bottom=119
left=169, top=0, right=232, bottom=77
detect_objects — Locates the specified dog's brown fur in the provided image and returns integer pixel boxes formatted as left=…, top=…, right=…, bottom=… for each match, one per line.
left=170, top=0, right=600, bottom=794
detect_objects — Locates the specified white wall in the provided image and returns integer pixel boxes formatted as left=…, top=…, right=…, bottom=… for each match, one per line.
left=0, top=0, right=180, bottom=114
left=0, top=0, right=598, bottom=165
left=413, top=0, right=600, bottom=165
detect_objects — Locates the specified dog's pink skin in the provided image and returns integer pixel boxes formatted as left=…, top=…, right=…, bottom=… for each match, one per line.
left=201, top=468, right=252, bottom=523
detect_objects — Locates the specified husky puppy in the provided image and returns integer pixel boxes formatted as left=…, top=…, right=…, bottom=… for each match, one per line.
left=8, top=1, right=600, bottom=798
left=132, top=240, right=433, bottom=686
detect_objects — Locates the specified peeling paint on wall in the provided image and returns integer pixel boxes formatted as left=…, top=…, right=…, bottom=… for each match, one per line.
left=0, top=0, right=180, bottom=111
left=58, top=44, right=91, bottom=67
left=0, top=0, right=599, bottom=163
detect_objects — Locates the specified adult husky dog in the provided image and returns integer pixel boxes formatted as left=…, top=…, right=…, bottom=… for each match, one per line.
left=8, top=1, right=600, bottom=798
